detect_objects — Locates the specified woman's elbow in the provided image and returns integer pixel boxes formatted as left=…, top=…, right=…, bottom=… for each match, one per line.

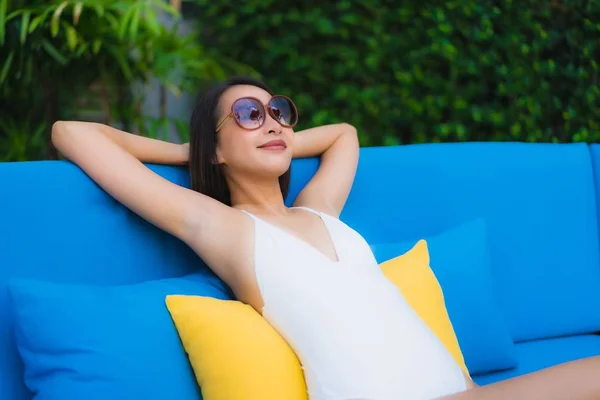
left=339, top=123, right=359, bottom=149
left=51, top=120, right=77, bottom=142
left=51, top=120, right=92, bottom=154
left=52, top=121, right=98, bottom=144
left=51, top=120, right=71, bottom=147
left=340, top=122, right=357, bottom=136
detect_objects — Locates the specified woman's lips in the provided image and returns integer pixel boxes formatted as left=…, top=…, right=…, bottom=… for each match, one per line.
left=258, top=140, right=287, bottom=150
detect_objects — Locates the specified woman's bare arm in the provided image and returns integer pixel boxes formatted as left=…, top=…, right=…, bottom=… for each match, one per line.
left=87, top=123, right=189, bottom=165
left=51, top=121, right=247, bottom=283
left=292, top=123, right=359, bottom=217
left=442, top=356, right=600, bottom=400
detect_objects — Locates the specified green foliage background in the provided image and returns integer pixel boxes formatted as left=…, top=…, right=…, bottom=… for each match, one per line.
left=0, top=0, right=251, bottom=161
left=194, top=0, right=600, bottom=146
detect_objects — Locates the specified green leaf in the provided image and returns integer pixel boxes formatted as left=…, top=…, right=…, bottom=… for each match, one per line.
left=118, top=4, right=136, bottom=40
left=41, top=39, right=68, bottom=65
left=6, top=10, right=23, bottom=21
left=51, top=1, right=69, bottom=37
left=107, top=45, right=132, bottom=79
left=0, top=51, right=14, bottom=83
left=103, top=12, right=118, bottom=29
left=0, top=0, right=7, bottom=45
left=75, top=41, right=88, bottom=57
left=164, top=82, right=181, bottom=97
left=29, top=15, right=44, bottom=33
left=20, top=12, right=31, bottom=44
left=92, top=39, right=102, bottom=54
left=92, top=4, right=104, bottom=17
left=73, top=2, right=83, bottom=25
left=31, top=6, right=53, bottom=32
left=340, top=14, right=360, bottom=25
left=143, top=7, right=160, bottom=36
left=63, top=22, right=78, bottom=51
left=129, top=4, right=141, bottom=40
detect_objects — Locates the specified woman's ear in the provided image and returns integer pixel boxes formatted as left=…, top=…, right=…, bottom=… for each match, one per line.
left=214, top=145, right=226, bottom=165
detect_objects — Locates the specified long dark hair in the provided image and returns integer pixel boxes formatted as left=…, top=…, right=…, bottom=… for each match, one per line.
left=188, top=76, right=291, bottom=206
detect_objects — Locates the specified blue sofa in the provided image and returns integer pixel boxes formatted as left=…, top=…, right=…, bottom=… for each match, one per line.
left=3, top=142, right=600, bottom=399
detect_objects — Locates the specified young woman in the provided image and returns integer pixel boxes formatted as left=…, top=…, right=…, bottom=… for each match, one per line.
left=52, top=76, right=600, bottom=400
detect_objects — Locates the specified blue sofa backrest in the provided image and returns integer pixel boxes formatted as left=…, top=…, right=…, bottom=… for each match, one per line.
left=0, top=162, right=216, bottom=399
left=289, top=142, right=600, bottom=342
left=314, top=143, right=600, bottom=343
left=3, top=142, right=600, bottom=398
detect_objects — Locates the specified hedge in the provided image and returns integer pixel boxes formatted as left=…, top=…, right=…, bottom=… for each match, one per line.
left=193, top=0, right=600, bottom=146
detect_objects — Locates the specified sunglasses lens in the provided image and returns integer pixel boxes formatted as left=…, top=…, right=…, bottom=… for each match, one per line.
left=269, top=96, right=298, bottom=127
left=233, top=98, right=264, bottom=129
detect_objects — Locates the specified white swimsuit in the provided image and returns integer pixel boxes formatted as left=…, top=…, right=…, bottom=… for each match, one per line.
left=242, top=207, right=467, bottom=400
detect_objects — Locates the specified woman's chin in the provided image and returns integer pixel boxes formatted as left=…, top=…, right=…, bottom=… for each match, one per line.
left=259, top=154, right=292, bottom=172
left=257, top=162, right=291, bottom=178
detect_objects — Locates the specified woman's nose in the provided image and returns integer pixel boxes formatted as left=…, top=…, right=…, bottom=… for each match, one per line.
left=265, top=115, right=283, bottom=134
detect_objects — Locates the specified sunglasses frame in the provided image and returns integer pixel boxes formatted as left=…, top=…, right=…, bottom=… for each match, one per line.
left=215, top=95, right=298, bottom=132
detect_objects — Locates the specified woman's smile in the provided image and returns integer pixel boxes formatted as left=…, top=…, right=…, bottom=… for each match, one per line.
left=258, top=139, right=287, bottom=151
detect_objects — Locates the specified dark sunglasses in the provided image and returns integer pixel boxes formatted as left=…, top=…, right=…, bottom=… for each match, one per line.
left=216, top=95, right=298, bottom=132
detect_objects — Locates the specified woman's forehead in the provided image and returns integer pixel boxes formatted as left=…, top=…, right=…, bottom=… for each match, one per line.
left=220, top=85, right=272, bottom=109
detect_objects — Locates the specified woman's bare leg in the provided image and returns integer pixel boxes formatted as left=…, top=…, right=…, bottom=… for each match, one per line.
left=441, top=356, right=600, bottom=400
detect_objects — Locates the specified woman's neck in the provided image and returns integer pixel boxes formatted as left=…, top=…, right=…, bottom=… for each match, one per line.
left=228, top=175, right=287, bottom=215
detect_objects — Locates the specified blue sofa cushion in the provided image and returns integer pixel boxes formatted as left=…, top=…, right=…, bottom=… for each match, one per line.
left=288, top=143, right=600, bottom=342
left=473, top=335, right=600, bottom=386
left=8, top=272, right=231, bottom=400
left=371, top=218, right=516, bottom=375
left=0, top=161, right=206, bottom=400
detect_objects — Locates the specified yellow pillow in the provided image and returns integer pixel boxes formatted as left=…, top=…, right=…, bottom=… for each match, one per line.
left=165, top=296, right=308, bottom=400
left=379, top=239, right=469, bottom=375
left=166, top=239, right=468, bottom=400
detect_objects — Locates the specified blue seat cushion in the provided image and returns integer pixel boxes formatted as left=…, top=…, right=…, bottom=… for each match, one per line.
left=371, top=218, right=516, bottom=375
left=473, top=335, right=600, bottom=386
left=8, top=272, right=232, bottom=400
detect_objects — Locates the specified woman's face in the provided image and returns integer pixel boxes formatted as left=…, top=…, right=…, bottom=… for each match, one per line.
left=215, top=84, right=295, bottom=180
